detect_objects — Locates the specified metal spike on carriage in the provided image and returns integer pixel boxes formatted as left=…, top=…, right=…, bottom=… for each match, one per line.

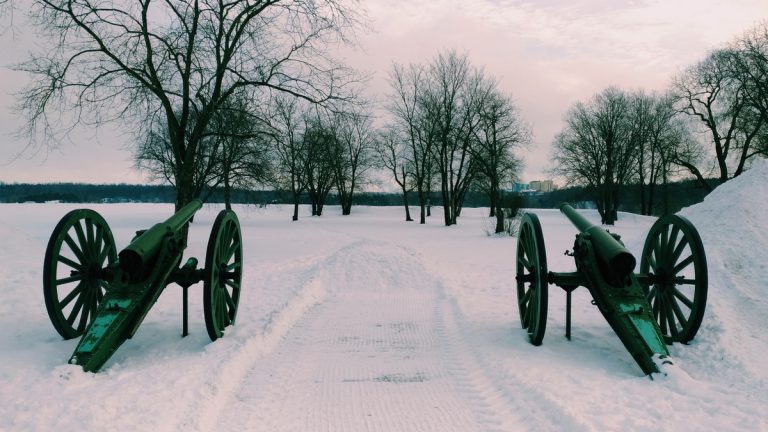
left=43, top=199, right=243, bottom=372
left=515, top=203, right=707, bottom=375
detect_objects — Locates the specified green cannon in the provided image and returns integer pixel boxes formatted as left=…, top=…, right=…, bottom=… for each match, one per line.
left=42, top=200, right=242, bottom=372
left=515, top=203, right=707, bottom=375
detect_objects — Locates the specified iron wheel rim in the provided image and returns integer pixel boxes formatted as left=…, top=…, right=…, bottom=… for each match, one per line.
left=640, top=214, right=707, bottom=344
left=43, top=209, right=116, bottom=339
left=516, top=212, right=548, bottom=345
left=204, top=210, right=243, bottom=341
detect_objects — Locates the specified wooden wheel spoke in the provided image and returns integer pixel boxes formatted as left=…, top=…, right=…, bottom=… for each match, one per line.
left=673, top=255, right=694, bottom=274
left=648, top=254, right=658, bottom=272
left=73, top=222, right=89, bottom=258
left=222, top=287, right=236, bottom=312
left=225, top=261, right=241, bottom=272
left=669, top=238, right=689, bottom=269
left=58, top=255, right=83, bottom=271
left=59, top=283, right=84, bottom=308
left=647, top=285, right=657, bottom=302
left=85, top=219, right=95, bottom=256
left=659, top=227, right=669, bottom=262
left=66, top=294, right=85, bottom=326
left=651, top=234, right=662, bottom=267
left=77, top=294, right=90, bottom=333
left=63, top=234, right=87, bottom=263
left=97, top=241, right=112, bottom=266
left=519, top=287, right=532, bottom=306
left=664, top=226, right=680, bottom=264
left=225, top=238, right=240, bottom=263
left=670, top=297, right=689, bottom=329
left=517, top=252, right=532, bottom=270
left=93, top=225, right=105, bottom=260
left=663, top=298, right=679, bottom=339
left=56, top=274, right=83, bottom=286
left=524, top=233, right=536, bottom=262
left=218, top=293, right=228, bottom=325
left=658, top=294, right=668, bottom=335
left=671, top=286, right=694, bottom=309
left=521, top=304, right=530, bottom=324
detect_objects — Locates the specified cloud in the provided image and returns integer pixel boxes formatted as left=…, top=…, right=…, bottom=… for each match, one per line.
left=346, top=0, right=767, bottom=181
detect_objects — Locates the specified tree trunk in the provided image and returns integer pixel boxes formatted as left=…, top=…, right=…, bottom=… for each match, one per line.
left=417, top=189, right=426, bottom=224
left=224, top=173, right=232, bottom=211
left=341, top=195, right=352, bottom=215
left=489, top=184, right=498, bottom=218
left=401, top=185, right=413, bottom=222
left=495, top=204, right=504, bottom=234
left=175, top=159, right=197, bottom=218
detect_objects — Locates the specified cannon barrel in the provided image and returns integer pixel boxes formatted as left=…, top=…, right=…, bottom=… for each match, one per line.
left=119, top=199, right=203, bottom=275
left=559, top=203, right=636, bottom=281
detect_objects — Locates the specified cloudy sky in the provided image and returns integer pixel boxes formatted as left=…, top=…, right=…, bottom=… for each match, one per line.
left=1, top=0, right=766, bottom=185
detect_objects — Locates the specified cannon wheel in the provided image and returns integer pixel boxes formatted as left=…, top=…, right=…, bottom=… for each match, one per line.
left=43, top=209, right=116, bottom=340
left=640, top=215, right=707, bottom=344
left=516, top=213, right=548, bottom=345
left=204, top=210, right=243, bottom=341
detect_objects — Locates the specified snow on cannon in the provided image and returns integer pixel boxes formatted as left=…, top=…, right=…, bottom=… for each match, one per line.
left=515, top=203, right=707, bottom=375
left=42, top=199, right=243, bottom=372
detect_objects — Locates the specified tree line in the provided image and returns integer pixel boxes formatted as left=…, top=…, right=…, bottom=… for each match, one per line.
left=382, top=50, right=529, bottom=232
left=552, top=22, right=768, bottom=224
left=8, top=2, right=765, bottom=231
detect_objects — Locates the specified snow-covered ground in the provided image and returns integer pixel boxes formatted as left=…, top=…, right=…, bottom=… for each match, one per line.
left=1, top=161, right=767, bottom=431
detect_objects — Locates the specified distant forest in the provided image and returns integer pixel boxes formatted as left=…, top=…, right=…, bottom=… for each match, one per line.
left=0, top=180, right=714, bottom=216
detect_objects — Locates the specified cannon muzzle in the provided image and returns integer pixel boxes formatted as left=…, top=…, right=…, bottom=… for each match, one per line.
left=560, top=203, right=636, bottom=281
left=119, top=199, right=203, bottom=275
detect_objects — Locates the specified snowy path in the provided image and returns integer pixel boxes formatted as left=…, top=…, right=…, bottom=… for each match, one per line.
left=203, top=241, right=559, bottom=431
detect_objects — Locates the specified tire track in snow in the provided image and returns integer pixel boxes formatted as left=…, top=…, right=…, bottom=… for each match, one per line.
left=207, top=240, right=555, bottom=431
left=437, top=296, right=590, bottom=432
left=171, top=241, right=367, bottom=432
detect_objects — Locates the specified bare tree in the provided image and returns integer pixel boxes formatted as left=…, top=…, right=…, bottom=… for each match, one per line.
left=135, top=109, right=221, bottom=200
left=672, top=49, right=765, bottom=190
left=16, top=0, right=360, bottom=212
left=270, top=96, right=307, bottom=221
left=729, top=22, right=768, bottom=126
left=328, top=108, right=375, bottom=215
left=376, top=127, right=414, bottom=221
left=426, top=50, right=490, bottom=226
left=211, top=96, right=273, bottom=210
left=472, top=89, right=528, bottom=232
left=387, top=62, right=436, bottom=224
left=552, top=87, right=635, bottom=224
left=629, top=91, right=687, bottom=215
left=302, top=114, right=335, bottom=216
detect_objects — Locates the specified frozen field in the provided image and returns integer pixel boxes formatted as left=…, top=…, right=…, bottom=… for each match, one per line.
left=1, top=161, right=767, bottom=431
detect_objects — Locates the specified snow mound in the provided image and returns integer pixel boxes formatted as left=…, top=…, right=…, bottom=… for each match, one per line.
left=678, top=158, right=768, bottom=385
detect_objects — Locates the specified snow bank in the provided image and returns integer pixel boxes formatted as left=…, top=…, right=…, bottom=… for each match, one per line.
left=678, top=158, right=768, bottom=385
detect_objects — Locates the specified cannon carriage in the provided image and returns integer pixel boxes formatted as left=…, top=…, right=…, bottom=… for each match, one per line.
left=43, top=199, right=242, bottom=372
left=516, top=204, right=707, bottom=375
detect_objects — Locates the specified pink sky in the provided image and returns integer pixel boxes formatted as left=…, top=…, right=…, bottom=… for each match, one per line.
left=1, top=0, right=766, bottom=185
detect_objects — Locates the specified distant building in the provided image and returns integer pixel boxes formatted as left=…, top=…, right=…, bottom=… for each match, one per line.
left=511, top=182, right=530, bottom=193
left=529, top=180, right=554, bottom=193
